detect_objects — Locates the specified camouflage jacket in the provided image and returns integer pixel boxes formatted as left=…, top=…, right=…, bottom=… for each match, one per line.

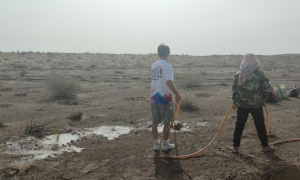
left=232, top=69, right=270, bottom=108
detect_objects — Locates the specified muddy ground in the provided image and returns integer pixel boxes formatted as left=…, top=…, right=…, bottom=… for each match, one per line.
left=0, top=52, right=300, bottom=180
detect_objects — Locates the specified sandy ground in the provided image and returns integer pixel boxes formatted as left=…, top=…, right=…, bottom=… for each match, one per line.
left=0, top=52, right=300, bottom=180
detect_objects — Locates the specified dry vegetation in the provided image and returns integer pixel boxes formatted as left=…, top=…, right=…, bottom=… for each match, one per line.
left=0, top=52, right=299, bottom=179
left=179, top=95, right=200, bottom=111
left=48, top=73, right=81, bottom=99
left=69, top=111, right=83, bottom=121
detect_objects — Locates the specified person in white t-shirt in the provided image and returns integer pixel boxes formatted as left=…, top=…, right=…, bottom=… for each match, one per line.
left=151, top=44, right=181, bottom=151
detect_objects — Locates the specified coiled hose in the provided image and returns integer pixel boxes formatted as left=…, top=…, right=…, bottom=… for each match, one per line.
left=160, top=102, right=300, bottom=159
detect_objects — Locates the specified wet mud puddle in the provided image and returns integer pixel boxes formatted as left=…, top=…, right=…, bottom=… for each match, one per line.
left=2, top=122, right=207, bottom=165
left=2, top=126, right=131, bottom=164
left=149, top=120, right=212, bottom=132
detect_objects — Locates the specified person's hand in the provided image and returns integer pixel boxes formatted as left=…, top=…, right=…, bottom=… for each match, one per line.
left=232, top=100, right=237, bottom=110
left=232, top=104, right=237, bottom=110
left=232, top=104, right=236, bottom=110
left=175, top=94, right=181, bottom=104
left=263, top=99, right=267, bottom=104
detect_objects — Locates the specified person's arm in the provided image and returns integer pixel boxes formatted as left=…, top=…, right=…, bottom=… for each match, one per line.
left=260, top=70, right=270, bottom=100
left=231, top=74, right=238, bottom=109
left=165, top=65, right=181, bottom=103
left=232, top=74, right=238, bottom=100
left=166, top=80, right=181, bottom=103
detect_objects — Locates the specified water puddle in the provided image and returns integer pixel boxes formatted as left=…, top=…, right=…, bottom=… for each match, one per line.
left=149, top=121, right=211, bottom=133
left=2, top=123, right=208, bottom=165
left=196, top=122, right=211, bottom=127
left=90, top=126, right=131, bottom=140
left=150, top=122, right=192, bottom=133
left=3, top=126, right=131, bottom=165
left=5, top=136, right=84, bottom=165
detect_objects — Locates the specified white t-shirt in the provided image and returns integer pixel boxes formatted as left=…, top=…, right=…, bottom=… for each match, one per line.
left=150, top=60, right=174, bottom=104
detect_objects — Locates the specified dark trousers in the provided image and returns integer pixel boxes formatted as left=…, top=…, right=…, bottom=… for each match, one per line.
left=233, top=107, right=268, bottom=147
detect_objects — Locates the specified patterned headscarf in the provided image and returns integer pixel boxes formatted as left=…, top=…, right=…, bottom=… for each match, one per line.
left=237, top=54, right=261, bottom=87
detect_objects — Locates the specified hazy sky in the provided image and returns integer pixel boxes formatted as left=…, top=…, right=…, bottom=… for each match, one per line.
left=1, top=0, right=299, bottom=55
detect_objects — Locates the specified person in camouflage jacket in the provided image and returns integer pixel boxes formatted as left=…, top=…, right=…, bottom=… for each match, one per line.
left=231, top=54, right=274, bottom=153
left=232, top=69, right=270, bottom=108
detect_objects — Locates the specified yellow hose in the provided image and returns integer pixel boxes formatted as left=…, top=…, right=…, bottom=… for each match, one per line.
left=160, top=103, right=300, bottom=159
left=264, top=105, right=300, bottom=146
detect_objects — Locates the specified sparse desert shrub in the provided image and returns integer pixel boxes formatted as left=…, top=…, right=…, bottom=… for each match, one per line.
left=31, top=66, right=43, bottom=70
left=115, top=70, right=124, bottom=74
left=50, top=64, right=57, bottom=70
left=48, top=73, right=81, bottom=99
left=0, top=87, right=13, bottom=91
left=89, top=63, right=97, bottom=69
left=25, top=124, right=46, bottom=138
left=111, top=59, right=117, bottom=63
left=47, top=52, right=53, bottom=57
left=180, top=96, right=199, bottom=111
left=12, top=64, right=27, bottom=68
left=218, top=82, right=229, bottom=86
left=52, top=119, right=62, bottom=142
left=69, top=112, right=83, bottom=120
left=282, top=73, right=289, bottom=77
left=134, top=60, right=144, bottom=68
left=20, top=69, right=28, bottom=77
left=196, top=93, right=211, bottom=97
left=185, top=76, right=203, bottom=88
left=84, top=67, right=93, bottom=71
left=201, top=71, right=207, bottom=76
left=25, top=108, right=58, bottom=138
left=14, top=92, right=27, bottom=96
left=119, top=60, right=127, bottom=69
left=0, top=122, right=5, bottom=128
left=0, top=72, right=10, bottom=78
left=131, top=77, right=140, bottom=80
left=75, top=65, right=83, bottom=69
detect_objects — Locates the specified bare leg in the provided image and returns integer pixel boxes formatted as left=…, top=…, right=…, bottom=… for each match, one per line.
left=152, top=124, right=158, bottom=140
left=163, top=123, right=170, bottom=140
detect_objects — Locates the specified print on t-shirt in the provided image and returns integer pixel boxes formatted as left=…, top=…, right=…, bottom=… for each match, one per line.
left=150, top=60, right=174, bottom=104
left=152, top=65, right=163, bottom=81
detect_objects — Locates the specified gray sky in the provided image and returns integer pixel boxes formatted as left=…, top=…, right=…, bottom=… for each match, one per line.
left=0, top=0, right=299, bottom=55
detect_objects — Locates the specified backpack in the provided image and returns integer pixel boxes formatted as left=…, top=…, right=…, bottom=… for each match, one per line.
left=289, top=86, right=300, bottom=97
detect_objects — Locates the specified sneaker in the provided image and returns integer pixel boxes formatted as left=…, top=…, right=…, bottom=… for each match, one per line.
left=261, top=145, right=274, bottom=152
left=161, top=141, right=175, bottom=151
left=153, top=141, right=160, bottom=151
left=230, top=146, right=239, bottom=153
